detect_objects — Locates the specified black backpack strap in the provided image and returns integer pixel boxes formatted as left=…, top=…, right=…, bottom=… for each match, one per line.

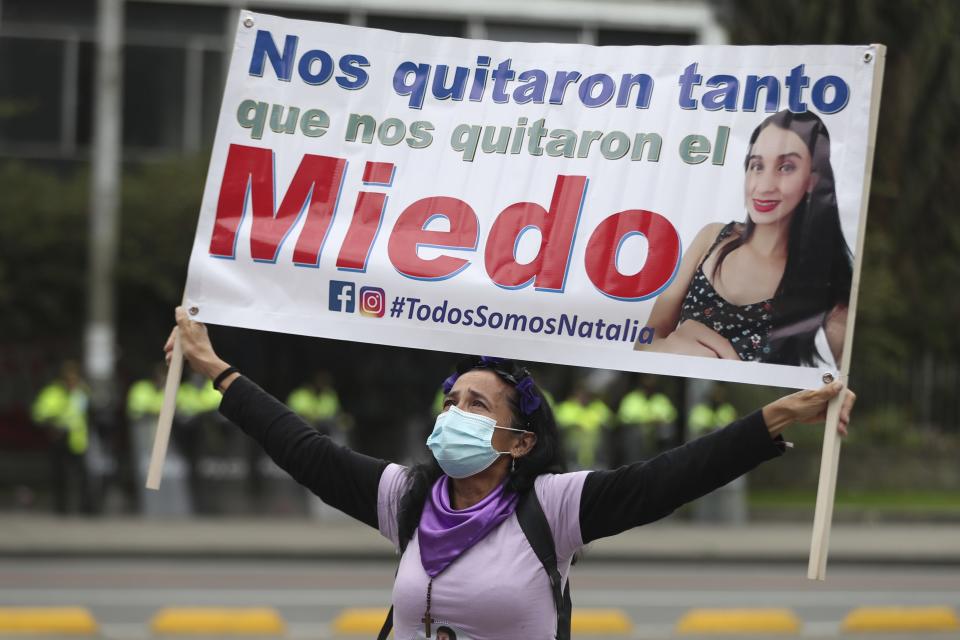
left=378, top=562, right=402, bottom=640
left=516, top=489, right=572, bottom=640
left=376, top=605, right=393, bottom=640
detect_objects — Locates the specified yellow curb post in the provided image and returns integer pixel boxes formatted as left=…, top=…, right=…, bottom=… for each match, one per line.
left=150, top=607, right=285, bottom=635
left=571, top=609, right=633, bottom=634
left=331, top=608, right=390, bottom=635
left=331, top=607, right=632, bottom=635
left=677, top=608, right=801, bottom=634
left=842, top=606, right=960, bottom=632
left=0, top=607, right=98, bottom=635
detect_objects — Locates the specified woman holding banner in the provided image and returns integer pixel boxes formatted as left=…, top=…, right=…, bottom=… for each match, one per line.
left=637, top=110, right=852, bottom=367
left=166, top=307, right=854, bottom=640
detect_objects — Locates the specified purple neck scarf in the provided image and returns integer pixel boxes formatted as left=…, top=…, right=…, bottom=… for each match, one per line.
left=418, top=475, right=518, bottom=577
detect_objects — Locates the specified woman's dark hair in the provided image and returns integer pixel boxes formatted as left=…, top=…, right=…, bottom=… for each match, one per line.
left=395, top=355, right=566, bottom=552
left=711, top=109, right=852, bottom=366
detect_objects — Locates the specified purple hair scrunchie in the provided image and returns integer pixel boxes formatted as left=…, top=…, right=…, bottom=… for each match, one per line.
left=515, top=377, right=542, bottom=416
left=441, top=372, right=459, bottom=394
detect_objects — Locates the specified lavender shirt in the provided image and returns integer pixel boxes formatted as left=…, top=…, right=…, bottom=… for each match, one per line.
left=378, top=464, right=589, bottom=640
left=219, top=380, right=784, bottom=638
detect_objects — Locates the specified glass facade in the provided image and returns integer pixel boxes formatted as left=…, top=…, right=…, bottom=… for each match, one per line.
left=123, top=45, right=187, bottom=151
left=0, top=37, right=65, bottom=147
left=485, top=22, right=580, bottom=43
left=0, top=0, right=709, bottom=161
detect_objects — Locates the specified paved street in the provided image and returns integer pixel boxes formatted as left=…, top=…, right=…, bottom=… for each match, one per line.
left=4, top=516, right=960, bottom=564
left=3, top=557, right=958, bottom=638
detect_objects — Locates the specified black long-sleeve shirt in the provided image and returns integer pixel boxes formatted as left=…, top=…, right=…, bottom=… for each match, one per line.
left=219, top=375, right=785, bottom=542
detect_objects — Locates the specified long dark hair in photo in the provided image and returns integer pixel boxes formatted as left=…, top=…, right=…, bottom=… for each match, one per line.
left=395, top=356, right=567, bottom=552
left=711, top=109, right=853, bottom=366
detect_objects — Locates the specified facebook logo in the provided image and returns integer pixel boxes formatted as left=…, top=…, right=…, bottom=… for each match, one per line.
left=328, top=280, right=355, bottom=313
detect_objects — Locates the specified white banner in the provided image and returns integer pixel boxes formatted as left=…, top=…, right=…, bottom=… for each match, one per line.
left=184, top=12, right=882, bottom=389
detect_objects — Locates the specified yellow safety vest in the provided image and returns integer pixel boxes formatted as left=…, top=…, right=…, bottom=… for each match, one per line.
left=688, top=402, right=736, bottom=435
left=177, top=380, right=221, bottom=417
left=288, top=387, right=340, bottom=422
left=714, top=402, right=737, bottom=427
left=618, top=391, right=651, bottom=425
left=127, top=379, right=163, bottom=420
left=688, top=403, right=716, bottom=435
left=555, top=400, right=584, bottom=430
left=556, top=398, right=612, bottom=468
left=648, top=393, right=677, bottom=424
left=583, top=399, right=612, bottom=433
left=32, top=383, right=88, bottom=454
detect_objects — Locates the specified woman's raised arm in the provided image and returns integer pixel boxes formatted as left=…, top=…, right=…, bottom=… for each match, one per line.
left=164, top=307, right=390, bottom=528
left=578, top=382, right=854, bottom=543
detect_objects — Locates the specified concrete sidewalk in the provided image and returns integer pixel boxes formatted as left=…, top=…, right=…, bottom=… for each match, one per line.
left=1, top=515, right=958, bottom=564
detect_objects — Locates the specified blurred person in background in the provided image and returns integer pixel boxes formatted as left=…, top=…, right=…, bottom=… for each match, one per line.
left=126, top=366, right=165, bottom=425
left=555, top=386, right=612, bottom=469
left=163, top=306, right=854, bottom=640
left=646, top=384, right=678, bottom=453
left=287, top=371, right=350, bottom=445
left=287, top=371, right=352, bottom=518
left=688, top=386, right=745, bottom=523
left=175, top=372, right=222, bottom=513
left=616, top=376, right=677, bottom=464
left=615, top=381, right=652, bottom=465
left=31, top=360, right=92, bottom=514
left=127, top=366, right=191, bottom=515
left=127, top=366, right=163, bottom=511
left=688, top=386, right=739, bottom=439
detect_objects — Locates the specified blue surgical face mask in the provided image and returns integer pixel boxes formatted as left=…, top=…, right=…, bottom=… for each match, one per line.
left=426, top=405, right=528, bottom=479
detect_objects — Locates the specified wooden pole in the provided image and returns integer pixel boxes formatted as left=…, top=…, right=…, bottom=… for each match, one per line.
left=807, top=44, right=886, bottom=580
left=145, top=329, right=184, bottom=490
left=807, top=392, right=844, bottom=579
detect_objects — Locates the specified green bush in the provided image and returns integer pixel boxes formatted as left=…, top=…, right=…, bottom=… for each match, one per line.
left=0, top=155, right=208, bottom=378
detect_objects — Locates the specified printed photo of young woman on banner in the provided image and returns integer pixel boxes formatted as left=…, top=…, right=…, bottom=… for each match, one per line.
left=636, top=110, right=851, bottom=369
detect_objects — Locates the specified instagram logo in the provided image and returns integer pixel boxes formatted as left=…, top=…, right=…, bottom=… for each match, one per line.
left=359, top=286, right=386, bottom=318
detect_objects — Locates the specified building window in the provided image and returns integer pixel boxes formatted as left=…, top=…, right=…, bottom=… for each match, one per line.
left=0, top=37, right=64, bottom=147
left=365, top=15, right=466, bottom=38
left=2, top=0, right=96, bottom=29
left=597, top=29, right=695, bottom=46
left=201, top=50, right=225, bottom=147
left=123, top=45, right=186, bottom=151
left=245, top=7, right=348, bottom=24
left=484, top=22, right=581, bottom=43
left=126, top=1, right=227, bottom=38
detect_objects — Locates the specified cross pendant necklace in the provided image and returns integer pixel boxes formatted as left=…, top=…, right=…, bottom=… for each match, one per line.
left=421, top=577, right=435, bottom=637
